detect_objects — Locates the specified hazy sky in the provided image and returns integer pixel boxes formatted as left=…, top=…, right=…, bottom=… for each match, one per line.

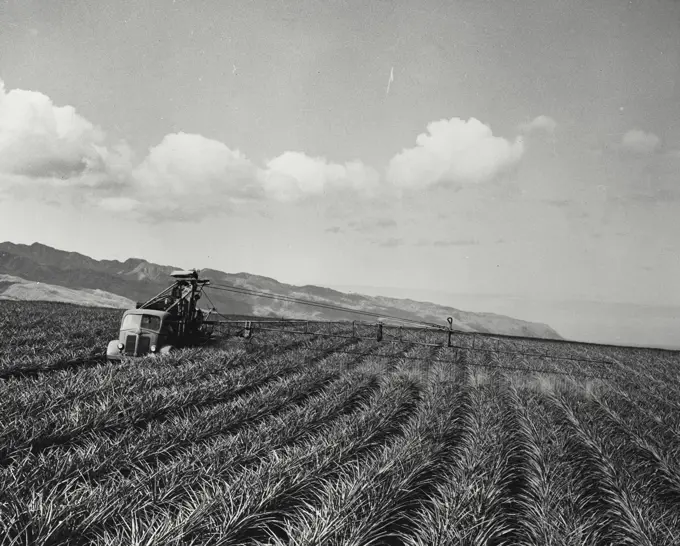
left=1, top=0, right=679, bottom=342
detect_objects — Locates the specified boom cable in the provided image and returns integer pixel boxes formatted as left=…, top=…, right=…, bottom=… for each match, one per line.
left=200, top=281, right=614, bottom=376
left=203, top=288, right=304, bottom=324
left=205, top=282, right=447, bottom=330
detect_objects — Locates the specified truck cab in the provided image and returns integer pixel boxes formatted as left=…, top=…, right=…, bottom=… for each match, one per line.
left=106, top=309, right=176, bottom=361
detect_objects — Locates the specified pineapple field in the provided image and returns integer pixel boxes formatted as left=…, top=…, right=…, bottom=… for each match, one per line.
left=1, top=300, right=680, bottom=545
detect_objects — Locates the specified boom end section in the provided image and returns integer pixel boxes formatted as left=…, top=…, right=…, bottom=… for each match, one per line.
left=170, top=270, right=199, bottom=279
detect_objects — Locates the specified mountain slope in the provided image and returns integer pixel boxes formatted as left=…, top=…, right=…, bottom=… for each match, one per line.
left=0, top=242, right=562, bottom=339
left=0, top=243, right=253, bottom=316
left=0, top=274, right=135, bottom=308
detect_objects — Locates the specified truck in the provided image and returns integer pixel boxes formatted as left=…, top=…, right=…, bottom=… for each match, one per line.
left=106, top=269, right=215, bottom=361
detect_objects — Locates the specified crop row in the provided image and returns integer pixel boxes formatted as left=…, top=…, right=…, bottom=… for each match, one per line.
left=267, top=358, right=467, bottom=545
left=0, top=335, right=311, bottom=430
left=3, top=340, right=384, bottom=495
left=0, top=337, right=361, bottom=465
left=1, top=348, right=425, bottom=545
left=0, top=302, right=119, bottom=365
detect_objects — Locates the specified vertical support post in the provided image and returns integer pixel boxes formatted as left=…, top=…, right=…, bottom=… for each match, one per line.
left=377, top=322, right=383, bottom=342
left=447, top=317, right=453, bottom=347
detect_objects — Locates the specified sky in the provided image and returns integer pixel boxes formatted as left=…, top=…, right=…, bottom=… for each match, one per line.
left=1, top=0, right=679, bottom=346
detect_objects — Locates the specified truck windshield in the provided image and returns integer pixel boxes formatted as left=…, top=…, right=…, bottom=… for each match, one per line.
left=122, top=314, right=162, bottom=331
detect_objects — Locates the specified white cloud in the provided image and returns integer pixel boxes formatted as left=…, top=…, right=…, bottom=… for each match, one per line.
left=621, top=129, right=661, bottom=154
left=0, top=81, right=265, bottom=217
left=132, top=132, right=260, bottom=199
left=386, top=117, right=524, bottom=189
left=0, top=79, right=110, bottom=180
left=117, top=132, right=267, bottom=220
left=0, top=79, right=381, bottom=218
left=257, top=151, right=379, bottom=202
left=0, top=80, right=531, bottom=222
left=519, top=115, right=557, bottom=134
left=103, top=138, right=380, bottom=218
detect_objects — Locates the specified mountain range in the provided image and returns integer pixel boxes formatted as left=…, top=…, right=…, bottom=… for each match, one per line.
left=0, top=242, right=562, bottom=339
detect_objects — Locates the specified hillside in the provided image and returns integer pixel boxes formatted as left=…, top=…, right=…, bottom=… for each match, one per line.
left=0, top=242, right=562, bottom=339
left=0, top=274, right=135, bottom=308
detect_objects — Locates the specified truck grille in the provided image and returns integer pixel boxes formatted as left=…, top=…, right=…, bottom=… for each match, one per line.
left=125, top=335, right=136, bottom=354
left=123, top=334, right=151, bottom=356
left=137, top=336, right=150, bottom=354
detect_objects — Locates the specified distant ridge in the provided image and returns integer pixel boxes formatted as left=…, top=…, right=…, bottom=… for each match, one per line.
left=0, top=274, right=135, bottom=308
left=0, top=241, right=562, bottom=339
